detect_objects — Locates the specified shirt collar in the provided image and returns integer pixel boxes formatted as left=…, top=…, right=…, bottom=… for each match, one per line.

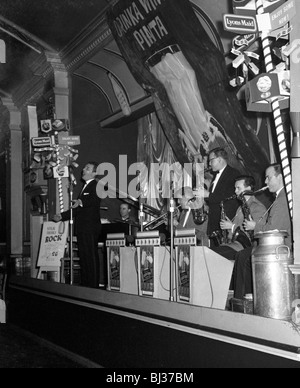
left=276, top=187, right=284, bottom=198
left=218, top=165, right=226, bottom=176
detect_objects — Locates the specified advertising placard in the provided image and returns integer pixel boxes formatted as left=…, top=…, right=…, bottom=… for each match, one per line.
left=37, top=222, right=68, bottom=268
left=256, top=0, right=296, bottom=32
left=223, top=14, right=258, bottom=34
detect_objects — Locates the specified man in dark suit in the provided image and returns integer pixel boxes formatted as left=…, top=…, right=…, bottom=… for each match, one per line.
left=205, top=147, right=241, bottom=247
left=53, top=162, right=101, bottom=288
left=232, top=163, right=293, bottom=298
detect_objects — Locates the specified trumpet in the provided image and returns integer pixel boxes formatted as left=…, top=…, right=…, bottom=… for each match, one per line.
left=144, top=205, right=181, bottom=230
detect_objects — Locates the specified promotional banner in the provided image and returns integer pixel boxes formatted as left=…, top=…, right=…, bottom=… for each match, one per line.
left=37, top=221, right=68, bottom=268
left=107, top=0, right=270, bottom=183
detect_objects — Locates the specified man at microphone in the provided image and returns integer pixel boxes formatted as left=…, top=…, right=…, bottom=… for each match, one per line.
left=53, top=162, right=102, bottom=289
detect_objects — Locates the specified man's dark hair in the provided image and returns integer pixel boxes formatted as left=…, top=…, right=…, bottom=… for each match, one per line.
left=235, top=175, right=255, bottom=191
left=88, top=161, right=99, bottom=173
left=120, top=202, right=131, bottom=210
left=268, top=163, right=282, bottom=176
left=209, top=147, right=228, bottom=161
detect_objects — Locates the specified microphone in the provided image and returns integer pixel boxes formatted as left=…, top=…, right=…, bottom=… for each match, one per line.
left=126, top=235, right=135, bottom=245
left=69, top=167, right=77, bottom=186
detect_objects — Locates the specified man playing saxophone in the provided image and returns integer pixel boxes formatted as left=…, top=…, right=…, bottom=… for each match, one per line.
left=211, top=176, right=267, bottom=260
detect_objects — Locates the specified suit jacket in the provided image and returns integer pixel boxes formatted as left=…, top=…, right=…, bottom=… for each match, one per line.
left=61, top=179, right=101, bottom=235
left=231, top=196, right=267, bottom=236
left=207, top=165, right=241, bottom=236
left=260, top=189, right=292, bottom=248
left=224, top=196, right=267, bottom=251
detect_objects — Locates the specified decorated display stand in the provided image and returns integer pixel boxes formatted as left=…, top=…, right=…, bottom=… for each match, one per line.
left=226, top=0, right=296, bottom=230
left=32, top=118, right=81, bottom=283
left=226, top=0, right=300, bottom=301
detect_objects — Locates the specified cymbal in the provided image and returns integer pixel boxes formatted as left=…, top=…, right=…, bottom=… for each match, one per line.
left=113, top=218, right=140, bottom=228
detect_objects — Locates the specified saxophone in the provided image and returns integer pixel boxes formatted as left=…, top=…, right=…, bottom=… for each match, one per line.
left=209, top=201, right=228, bottom=246
left=232, top=194, right=253, bottom=248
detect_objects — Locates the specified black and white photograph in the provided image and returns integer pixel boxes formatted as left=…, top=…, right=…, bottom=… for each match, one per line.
left=0, top=0, right=299, bottom=372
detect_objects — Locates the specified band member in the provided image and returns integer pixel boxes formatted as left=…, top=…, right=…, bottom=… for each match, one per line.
left=211, top=175, right=267, bottom=260
left=174, top=186, right=208, bottom=245
left=232, top=163, right=293, bottom=298
left=204, top=148, right=241, bottom=247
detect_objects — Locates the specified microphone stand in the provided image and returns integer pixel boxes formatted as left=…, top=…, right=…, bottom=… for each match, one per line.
left=68, top=175, right=76, bottom=286
left=139, top=198, right=144, bottom=232
left=169, top=196, right=176, bottom=302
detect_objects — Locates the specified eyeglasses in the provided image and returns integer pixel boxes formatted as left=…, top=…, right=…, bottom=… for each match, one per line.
left=208, top=157, right=218, bottom=163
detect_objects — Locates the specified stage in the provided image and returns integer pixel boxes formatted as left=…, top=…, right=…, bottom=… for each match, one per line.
left=7, top=275, right=300, bottom=368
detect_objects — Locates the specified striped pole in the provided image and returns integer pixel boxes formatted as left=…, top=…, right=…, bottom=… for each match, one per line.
left=255, top=0, right=293, bottom=218
left=54, top=131, right=65, bottom=213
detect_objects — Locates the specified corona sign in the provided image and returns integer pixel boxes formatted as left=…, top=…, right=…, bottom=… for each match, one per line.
left=0, top=40, right=6, bottom=63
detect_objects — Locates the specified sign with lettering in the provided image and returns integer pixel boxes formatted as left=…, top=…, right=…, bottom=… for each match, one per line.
left=233, top=0, right=285, bottom=17
left=256, top=0, right=296, bottom=32
left=233, top=33, right=258, bottom=50
left=59, top=136, right=81, bottom=146
left=31, top=137, right=52, bottom=148
left=223, top=14, right=258, bottom=33
left=108, top=0, right=174, bottom=62
left=37, top=222, right=68, bottom=267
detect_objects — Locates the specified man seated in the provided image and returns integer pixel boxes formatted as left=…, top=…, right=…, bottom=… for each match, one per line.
left=232, top=164, right=293, bottom=299
left=120, top=203, right=136, bottom=222
left=211, top=175, right=267, bottom=260
left=119, top=203, right=138, bottom=236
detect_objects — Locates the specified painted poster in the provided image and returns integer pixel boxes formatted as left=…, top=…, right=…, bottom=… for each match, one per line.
left=37, top=221, right=68, bottom=268
left=178, top=246, right=191, bottom=301
left=140, top=246, right=154, bottom=295
left=109, top=246, right=121, bottom=290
